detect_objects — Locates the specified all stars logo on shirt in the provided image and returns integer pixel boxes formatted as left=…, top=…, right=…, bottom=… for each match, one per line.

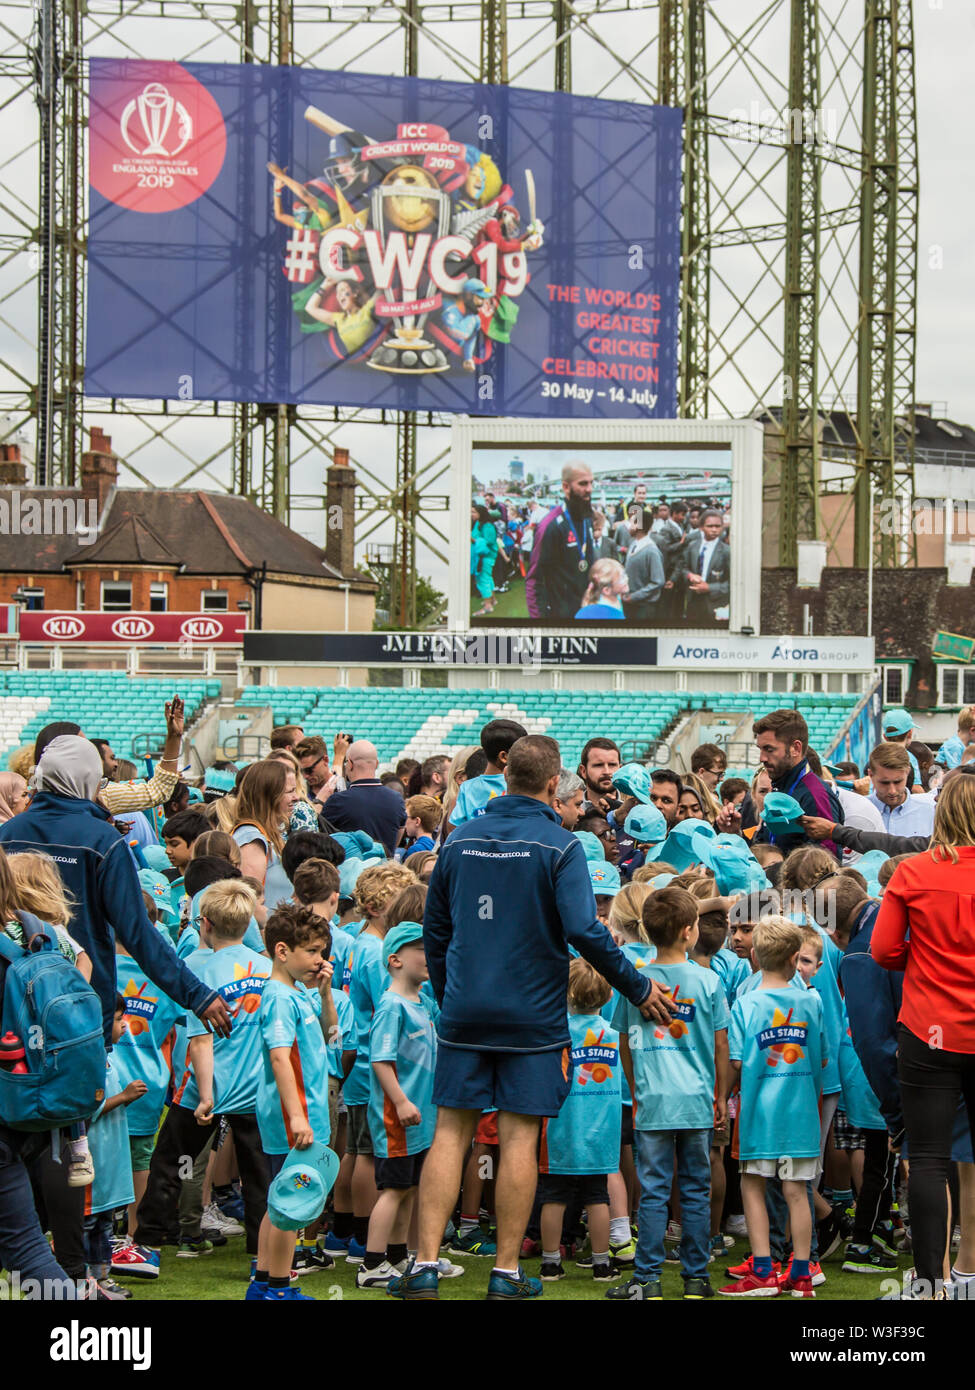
left=121, top=977, right=158, bottom=1035
left=757, top=1006, right=807, bottom=1066
left=221, top=961, right=267, bottom=1016
left=653, top=984, right=696, bottom=1040
left=572, top=1027, right=618, bottom=1084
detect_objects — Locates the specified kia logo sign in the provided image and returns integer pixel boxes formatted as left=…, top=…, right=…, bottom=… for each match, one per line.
left=41, top=616, right=85, bottom=639
left=112, top=616, right=155, bottom=639
left=180, top=617, right=222, bottom=640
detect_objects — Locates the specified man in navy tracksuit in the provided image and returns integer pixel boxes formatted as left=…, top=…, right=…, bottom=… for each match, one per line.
left=391, top=734, right=676, bottom=1302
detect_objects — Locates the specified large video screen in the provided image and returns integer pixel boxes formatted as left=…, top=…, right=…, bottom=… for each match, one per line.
left=449, top=420, right=763, bottom=633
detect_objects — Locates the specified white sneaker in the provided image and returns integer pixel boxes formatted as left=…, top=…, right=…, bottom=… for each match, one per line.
left=68, top=1154, right=95, bottom=1188
left=435, top=1256, right=465, bottom=1278
left=724, top=1215, right=748, bottom=1238
left=355, top=1259, right=400, bottom=1289
left=664, top=1220, right=682, bottom=1243
left=202, top=1202, right=244, bottom=1238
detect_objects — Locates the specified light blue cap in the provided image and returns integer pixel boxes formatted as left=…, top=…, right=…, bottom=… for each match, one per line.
left=623, top=803, right=667, bottom=845
left=574, top=830, right=606, bottom=864
left=588, top=861, right=622, bottom=896
left=612, top=762, right=652, bottom=805
left=267, top=1143, right=340, bottom=1231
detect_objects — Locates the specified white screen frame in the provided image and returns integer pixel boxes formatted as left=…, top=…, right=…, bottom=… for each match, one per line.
left=448, top=416, right=764, bottom=635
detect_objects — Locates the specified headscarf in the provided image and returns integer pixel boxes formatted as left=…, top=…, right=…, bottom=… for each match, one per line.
left=0, top=772, right=26, bottom=822
left=34, top=736, right=104, bottom=802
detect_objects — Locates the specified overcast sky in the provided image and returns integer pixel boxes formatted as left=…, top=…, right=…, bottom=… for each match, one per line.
left=915, top=1, right=974, bottom=425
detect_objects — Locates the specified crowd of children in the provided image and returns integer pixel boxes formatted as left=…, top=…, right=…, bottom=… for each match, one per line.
left=3, top=706, right=975, bottom=1301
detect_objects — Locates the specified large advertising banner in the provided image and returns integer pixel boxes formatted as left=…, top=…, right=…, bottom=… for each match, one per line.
left=85, top=60, right=682, bottom=419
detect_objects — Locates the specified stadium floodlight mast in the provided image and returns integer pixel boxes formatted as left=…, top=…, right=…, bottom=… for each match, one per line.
left=0, top=0, right=918, bottom=624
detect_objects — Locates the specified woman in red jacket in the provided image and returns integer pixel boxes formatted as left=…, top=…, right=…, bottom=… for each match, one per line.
left=871, top=770, right=975, bottom=1297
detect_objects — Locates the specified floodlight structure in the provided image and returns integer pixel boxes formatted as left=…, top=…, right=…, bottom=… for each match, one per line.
left=0, top=0, right=918, bottom=626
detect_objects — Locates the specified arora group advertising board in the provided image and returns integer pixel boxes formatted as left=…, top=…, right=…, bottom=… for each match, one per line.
left=85, top=61, right=681, bottom=419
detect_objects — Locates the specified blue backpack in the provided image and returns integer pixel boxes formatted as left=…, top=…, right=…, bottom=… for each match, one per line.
left=0, top=910, right=106, bottom=1131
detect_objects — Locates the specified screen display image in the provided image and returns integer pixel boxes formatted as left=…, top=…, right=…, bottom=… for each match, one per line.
left=468, top=444, right=733, bottom=627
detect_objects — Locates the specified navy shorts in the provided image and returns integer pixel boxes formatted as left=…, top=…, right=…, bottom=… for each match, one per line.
left=266, top=1152, right=288, bottom=1183
left=374, top=1150, right=427, bottom=1190
left=433, top=1044, right=572, bottom=1118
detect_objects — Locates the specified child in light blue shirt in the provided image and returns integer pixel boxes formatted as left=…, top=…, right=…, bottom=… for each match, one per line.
left=611, top=886, right=730, bottom=1300
left=538, top=959, right=622, bottom=1283
left=86, top=997, right=142, bottom=1290
left=721, top=916, right=826, bottom=1301
left=359, top=922, right=438, bottom=1291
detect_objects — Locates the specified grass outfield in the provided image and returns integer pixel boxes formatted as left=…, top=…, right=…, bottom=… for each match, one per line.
left=122, top=1234, right=912, bottom=1302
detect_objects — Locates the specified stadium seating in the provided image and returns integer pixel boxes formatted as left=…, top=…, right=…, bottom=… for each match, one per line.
left=237, top=686, right=862, bottom=773
left=0, top=673, right=217, bottom=764
left=0, top=676, right=861, bottom=776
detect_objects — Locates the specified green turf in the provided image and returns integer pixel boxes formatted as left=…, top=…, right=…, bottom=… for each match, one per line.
left=121, top=1234, right=912, bottom=1302
left=472, top=576, right=529, bottom=620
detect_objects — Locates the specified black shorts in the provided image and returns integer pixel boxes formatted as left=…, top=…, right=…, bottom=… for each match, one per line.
left=266, top=1152, right=288, bottom=1183
left=621, top=1104, right=634, bottom=1149
left=374, top=1150, right=427, bottom=1191
left=535, top=1172, right=610, bottom=1208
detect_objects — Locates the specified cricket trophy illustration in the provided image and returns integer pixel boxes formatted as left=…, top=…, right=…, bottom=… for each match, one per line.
left=270, top=104, right=544, bottom=376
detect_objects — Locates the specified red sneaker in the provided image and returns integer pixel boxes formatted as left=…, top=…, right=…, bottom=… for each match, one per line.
left=725, top=1253, right=781, bottom=1280
left=781, top=1257, right=825, bottom=1287
left=521, top=1238, right=541, bottom=1258
left=110, top=1240, right=160, bottom=1280
left=718, top=1270, right=781, bottom=1298
left=780, top=1274, right=815, bottom=1299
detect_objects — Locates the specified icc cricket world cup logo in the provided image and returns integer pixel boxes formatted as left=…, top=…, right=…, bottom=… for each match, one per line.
left=120, top=83, right=193, bottom=158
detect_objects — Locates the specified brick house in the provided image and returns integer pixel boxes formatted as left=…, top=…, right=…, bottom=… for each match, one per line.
left=0, top=429, right=376, bottom=632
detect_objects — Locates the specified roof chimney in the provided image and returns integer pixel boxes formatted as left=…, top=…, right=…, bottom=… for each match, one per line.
left=325, top=447, right=356, bottom=577
left=0, top=443, right=27, bottom=487
left=80, top=427, right=118, bottom=516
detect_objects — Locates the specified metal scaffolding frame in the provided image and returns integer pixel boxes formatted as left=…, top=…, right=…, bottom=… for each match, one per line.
left=0, top=0, right=919, bottom=592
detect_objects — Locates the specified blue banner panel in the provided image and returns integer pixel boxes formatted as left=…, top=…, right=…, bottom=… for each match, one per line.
left=86, top=60, right=682, bottom=419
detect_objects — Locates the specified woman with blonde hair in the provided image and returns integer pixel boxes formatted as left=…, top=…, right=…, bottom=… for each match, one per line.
left=266, top=746, right=319, bottom=833
left=441, top=745, right=478, bottom=836
left=574, top=557, right=628, bottom=620
left=0, top=771, right=29, bottom=822
left=872, top=771, right=975, bottom=1297
left=207, top=793, right=238, bottom=834
left=232, top=759, right=298, bottom=910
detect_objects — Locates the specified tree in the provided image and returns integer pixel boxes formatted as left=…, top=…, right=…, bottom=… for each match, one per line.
left=370, top=568, right=447, bottom=631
